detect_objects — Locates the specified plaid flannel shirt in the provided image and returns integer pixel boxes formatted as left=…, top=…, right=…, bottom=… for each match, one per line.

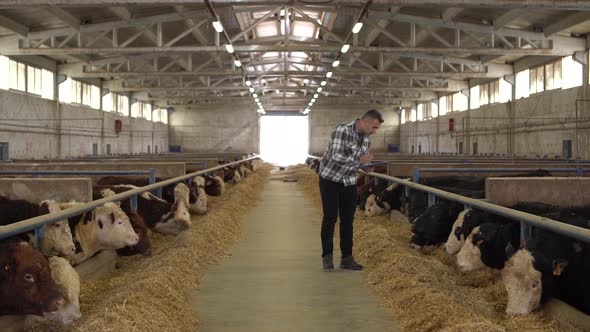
left=319, top=120, right=371, bottom=186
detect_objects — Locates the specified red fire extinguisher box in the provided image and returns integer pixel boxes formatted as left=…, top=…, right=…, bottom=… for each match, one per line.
left=115, top=119, right=122, bottom=134
left=448, top=118, right=455, bottom=132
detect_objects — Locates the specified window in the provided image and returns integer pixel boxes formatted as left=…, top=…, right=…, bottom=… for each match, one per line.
left=59, top=77, right=72, bottom=103
left=499, top=78, right=512, bottom=103
left=102, top=92, right=114, bottom=112
left=27, top=66, right=42, bottom=95
left=439, top=96, right=448, bottom=116
left=470, top=85, right=480, bottom=109
left=142, top=103, right=151, bottom=120
left=489, top=80, right=500, bottom=104
left=131, top=101, right=141, bottom=118
left=417, top=103, right=424, bottom=121
left=118, top=95, right=129, bottom=115
left=152, top=107, right=161, bottom=122
left=479, top=84, right=489, bottom=106
left=400, top=109, right=406, bottom=124
left=430, top=101, right=438, bottom=118
left=562, top=56, right=583, bottom=89
left=515, top=69, right=530, bottom=99
left=410, top=108, right=417, bottom=122
left=9, top=60, right=26, bottom=91
left=161, top=108, right=168, bottom=124
left=453, top=92, right=467, bottom=112
left=529, top=66, right=544, bottom=94
left=41, top=69, right=54, bottom=100
left=545, top=60, right=562, bottom=91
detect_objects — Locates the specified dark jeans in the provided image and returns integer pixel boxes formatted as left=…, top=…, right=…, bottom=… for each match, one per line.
left=319, top=177, right=357, bottom=258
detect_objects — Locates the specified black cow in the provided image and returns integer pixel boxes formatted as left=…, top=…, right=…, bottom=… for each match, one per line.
left=409, top=202, right=464, bottom=249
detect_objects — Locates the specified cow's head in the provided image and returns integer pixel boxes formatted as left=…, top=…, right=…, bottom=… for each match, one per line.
left=444, top=209, right=471, bottom=255
left=364, top=197, right=390, bottom=217
left=190, top=177, right=208, bottom=215
left=456, top=226, right=486, bottom=272
left=0, top=242, right=64, bottom=316
left=39, top=200, right=76, bottom=257
left=501, top=249, right=545, bottom=316
left=117, top=212, right=151, bottom=256
left=94, top=202, right=139, bottom=249
left=154, top=183, right=192, bottom=234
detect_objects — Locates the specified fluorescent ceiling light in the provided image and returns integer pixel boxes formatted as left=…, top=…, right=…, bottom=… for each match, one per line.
left=317, top=87, right=322, bottom=92
left=249, top=87, right=255, bottom=93
left=275, top=89, right=280, bottom=93
left=255, top=98, right=259, bottom=102
left=320, top=81, right=327, bottom=86
left=352, top=22, right=363, bottom=33
left=326, top=71, right=333, bottom=78
left=341, top=44, right=350, bottom=53
left=225, top=44, right=234, bottom=53
left=234, top=60, right=242, bottom=67
left=212, top=20, right=224, bottom=33
left=313, top=94, right=318, bottom=98
left=245, top=81, right=251, bottom=86
left=252, top=93, right=258, bottom=98
left=332, top=60, right=340, bottom=68
left=311, top=98, right=316, bottom=103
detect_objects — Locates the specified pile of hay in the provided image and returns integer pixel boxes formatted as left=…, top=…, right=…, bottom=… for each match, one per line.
left=28, top=164, right=272, bottom=332
left=294, top=167, right=563, bottom=332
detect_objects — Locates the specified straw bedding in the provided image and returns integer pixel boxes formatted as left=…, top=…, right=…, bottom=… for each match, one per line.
left=28, top=164, right=272, bottom=332
left=293, top=166, right=564, bottom=332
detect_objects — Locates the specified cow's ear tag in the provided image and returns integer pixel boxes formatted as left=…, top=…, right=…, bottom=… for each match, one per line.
left=552, top=259, right=568, bottom=276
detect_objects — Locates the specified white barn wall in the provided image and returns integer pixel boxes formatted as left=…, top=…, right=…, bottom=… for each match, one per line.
left=0, top=90, right=168, bottom=160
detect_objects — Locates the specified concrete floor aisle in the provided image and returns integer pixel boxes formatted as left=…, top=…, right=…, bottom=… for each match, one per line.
left=192, top=180, right=400, bottom=332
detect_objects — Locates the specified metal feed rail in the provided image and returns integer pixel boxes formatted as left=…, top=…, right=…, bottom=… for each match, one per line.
left=0, top=156, right=259, bottom=240
left=306, top=155, right=590, bottom=244
left=413, top=167, right=590, bottom=182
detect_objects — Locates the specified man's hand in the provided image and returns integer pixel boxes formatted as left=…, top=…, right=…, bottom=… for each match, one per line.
left=359, top=153, right=374, bottom=164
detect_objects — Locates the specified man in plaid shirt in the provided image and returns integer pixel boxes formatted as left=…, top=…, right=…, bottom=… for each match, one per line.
left=319, top=110, right=383, bottom=271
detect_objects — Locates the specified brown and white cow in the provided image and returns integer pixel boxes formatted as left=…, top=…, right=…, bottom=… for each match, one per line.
left=0, top=196, right=76, bottom=257
left=63, top=202, right=139, bottom=265
left=96, top=183, right=192, bottom=235
left=189, top=176, right=207, bottom=215
left=92, top=188, right=152, bottom=257
left=0, top=241, right=65, bottom=316
left=26, top=256, right=81, bottom=324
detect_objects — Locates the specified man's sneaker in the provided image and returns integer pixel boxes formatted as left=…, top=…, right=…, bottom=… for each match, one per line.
left=340, top=256, right=364, bottom=270
left=322, top=254, right=334, bottom=271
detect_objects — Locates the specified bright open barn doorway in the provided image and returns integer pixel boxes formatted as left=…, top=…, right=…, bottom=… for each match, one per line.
left=259, top=115, right=309, bottom=166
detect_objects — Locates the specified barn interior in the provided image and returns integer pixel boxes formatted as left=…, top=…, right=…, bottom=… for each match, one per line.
left=1, top=0, right=590, bottom=331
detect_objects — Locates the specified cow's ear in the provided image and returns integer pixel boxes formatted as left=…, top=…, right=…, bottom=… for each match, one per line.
left=505, top=242, right=516, bottom=258
left=552, top=259, right=569, bottom=276
left=476, top=239, right=484, bottom=247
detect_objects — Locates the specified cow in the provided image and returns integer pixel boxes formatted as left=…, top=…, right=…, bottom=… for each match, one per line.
left=64, top=201, right=139, bottom=265
left=364, top=182, right=406, bottom=217
left=92, top=188, right=152, bottom=257
left=0, top=196, right=76, bottom=257
left=95, top=183, right=192, bottom=235
left=0, top=241, right=64, bottom=316
left=358, top=177, right=388, bottom=210
left=26, top=256, right=81, bottom=324
left=444, top=203, right=563, bottom=255
left=223, top=166, right=242, bottom=184
left=456, top=220, right=520, bottom=272
left=409, top=202, right=464, bottom=249
left=502, top=211, right=590, bottom=316
left=189, top=176, right=207, bottom=215
left=203, top=174, right=225, bottom=196
left=96, top=176, right=203, bottom=214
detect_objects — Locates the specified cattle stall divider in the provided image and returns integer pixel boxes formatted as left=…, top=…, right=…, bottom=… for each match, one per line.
left=0, top=169, right=156, bottom=246
left=0, top=156, right=259, bottom=241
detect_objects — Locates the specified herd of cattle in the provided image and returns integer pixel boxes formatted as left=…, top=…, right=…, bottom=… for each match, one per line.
left=0, top=159, right=260, bottom=327
left=304, top=157, right=590, bottom=317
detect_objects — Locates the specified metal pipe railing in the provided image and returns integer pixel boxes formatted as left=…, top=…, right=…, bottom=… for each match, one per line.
left=366, top=171, right=590, bottom=244
left=414, top=167, right=590, bottom=181
left=0, top=156, right=259, bottom=240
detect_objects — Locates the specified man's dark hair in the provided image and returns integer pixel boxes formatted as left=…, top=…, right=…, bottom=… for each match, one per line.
left=362, top=109, right=384, bottom=123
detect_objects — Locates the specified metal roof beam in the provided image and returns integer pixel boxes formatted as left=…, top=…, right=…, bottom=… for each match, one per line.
left=543, top=11, right=590, bottom=37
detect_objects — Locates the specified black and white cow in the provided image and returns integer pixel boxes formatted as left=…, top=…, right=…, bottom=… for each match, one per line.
left=502, top=211, right=590, bottom=316
left=364, top=182, right=406, bottom=217
left=409, top=202, right=464, bottom=249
